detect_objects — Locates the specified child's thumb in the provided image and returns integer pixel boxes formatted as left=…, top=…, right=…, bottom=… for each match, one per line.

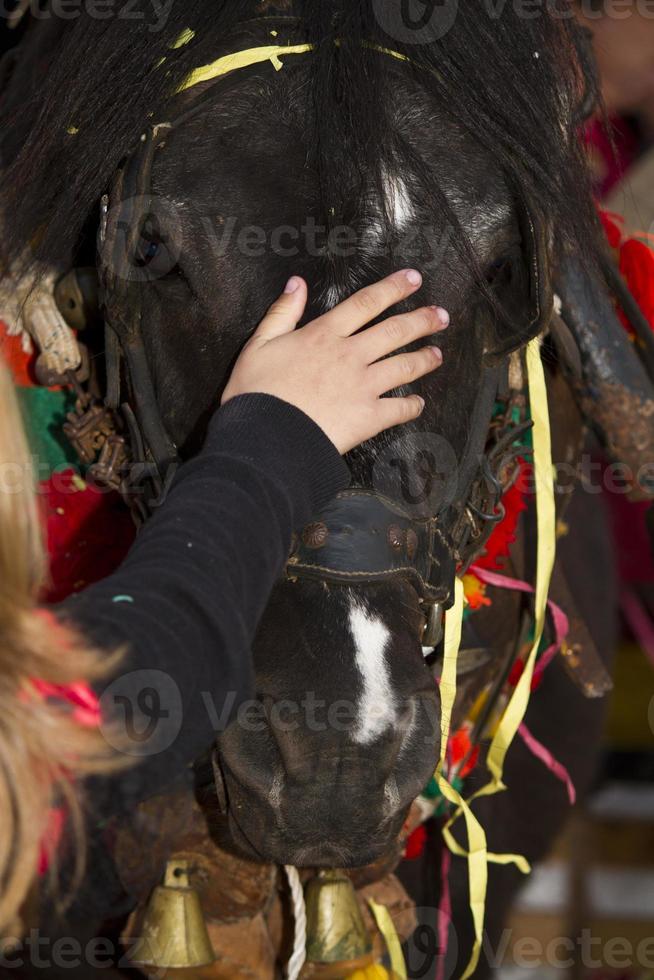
left=250, top=277, right=308, bottom=341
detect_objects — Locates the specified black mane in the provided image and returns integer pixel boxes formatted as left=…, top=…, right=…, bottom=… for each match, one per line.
left=0, top=0, right=600, bottom=272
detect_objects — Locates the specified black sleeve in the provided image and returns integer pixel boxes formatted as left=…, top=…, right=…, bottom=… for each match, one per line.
left=58, top=394, right=350, bottom=818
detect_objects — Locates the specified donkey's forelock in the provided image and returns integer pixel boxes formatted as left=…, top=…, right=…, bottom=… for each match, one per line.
left=2, top=0, right=601, bottom=279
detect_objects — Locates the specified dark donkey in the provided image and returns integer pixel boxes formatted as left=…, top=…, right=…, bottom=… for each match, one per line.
left=2, top=1, right=653, bottom=976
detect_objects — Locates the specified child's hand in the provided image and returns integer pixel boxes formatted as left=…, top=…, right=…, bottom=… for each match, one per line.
left=221, top=270, right=448, bottom=454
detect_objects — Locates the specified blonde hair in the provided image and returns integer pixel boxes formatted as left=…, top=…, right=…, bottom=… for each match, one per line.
left=0, top=356, right=122, bottom=933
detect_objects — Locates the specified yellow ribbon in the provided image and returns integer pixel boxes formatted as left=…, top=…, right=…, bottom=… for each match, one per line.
left=470, top=336, right=556, bottom=801
left=435, top=577, right=489, bottom=979
left=176, top=43, right=315, bottom=93
left=174, top=39, right=415, bottom=95
left=434, top=337, right=555, bottom=976
left=368, top=900, right=407, bottom=979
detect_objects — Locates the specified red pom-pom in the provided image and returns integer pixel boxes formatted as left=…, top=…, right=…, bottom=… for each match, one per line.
left=449, top=726, right=480, bottom=778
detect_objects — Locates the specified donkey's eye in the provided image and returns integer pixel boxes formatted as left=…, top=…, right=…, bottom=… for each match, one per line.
left=485, top=253, right=514, bottom=287
left=135, top=233, right=162, bottom=265
left=134, top=230, right=176, bottom=279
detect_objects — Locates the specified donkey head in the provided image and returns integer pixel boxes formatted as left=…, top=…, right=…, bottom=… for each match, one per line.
left=97, top=47, right=552, bottom=867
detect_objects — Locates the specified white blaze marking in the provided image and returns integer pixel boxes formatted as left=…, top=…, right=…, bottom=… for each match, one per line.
left=361, top=169, right=415, bottom=257
left=348, top=599, right=397, bottom=744
left=383, top=170, right=413, bottom=231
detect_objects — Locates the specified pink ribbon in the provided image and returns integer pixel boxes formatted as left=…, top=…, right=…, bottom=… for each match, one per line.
left=435, top=847, right=452, bottom=980
left=518, top=722, right=576, bottom=804
left=470, top=565, right=569, bottom=684
left=469, top=565, right=577, bottom=803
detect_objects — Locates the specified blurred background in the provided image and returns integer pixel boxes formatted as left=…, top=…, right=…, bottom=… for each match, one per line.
left=0, top=2, right=652, bottom=977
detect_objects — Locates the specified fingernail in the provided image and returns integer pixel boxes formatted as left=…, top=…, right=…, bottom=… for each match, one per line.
left=416, top=396, right=426, bottom=411
left=433, top=306, right=450, bottom=327
left=404, top=269, right=422, bottom=287
left=284, top=276, right=301, bottom=294
left=430, top=346, right=443, bottom=362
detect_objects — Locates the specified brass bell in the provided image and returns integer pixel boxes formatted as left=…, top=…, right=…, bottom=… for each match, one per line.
left=129, top=859, right=215, bottom=970
left=305, top=869, right=373, bottom=965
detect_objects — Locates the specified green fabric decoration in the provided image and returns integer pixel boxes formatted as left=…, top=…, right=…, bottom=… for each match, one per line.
left=16, top=386, right=79, bottom=476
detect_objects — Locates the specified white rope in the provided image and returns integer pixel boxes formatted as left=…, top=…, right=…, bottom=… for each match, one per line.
left=284, top=865, right=307, bottom=980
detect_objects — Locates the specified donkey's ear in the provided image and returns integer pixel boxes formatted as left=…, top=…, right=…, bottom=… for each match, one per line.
left=482, top=193, right=553, bottom=359
left=554, top=255, right=654, bottom=499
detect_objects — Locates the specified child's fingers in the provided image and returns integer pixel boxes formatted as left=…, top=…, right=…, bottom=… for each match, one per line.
left=372, top=393, right=426, bottom=434
left=320, top=269, right=423, bottom=337
left=372, top=346, right=443, bottom=393
left=251, top=277, right=308, bottom=342
left=356, top=306, right=448, bottom=363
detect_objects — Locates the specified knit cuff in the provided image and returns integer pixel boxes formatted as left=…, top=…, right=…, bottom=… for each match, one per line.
left=206, top=394, right=351, bottom=523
